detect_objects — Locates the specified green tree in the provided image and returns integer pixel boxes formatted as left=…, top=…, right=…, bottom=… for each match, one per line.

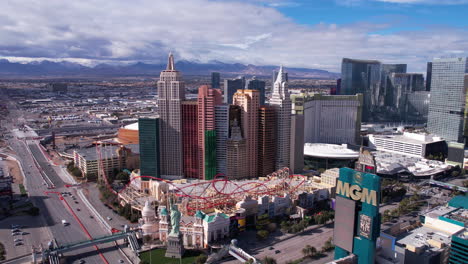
left=116, top=171, right=130, bottom=182
left=195, top=255, right=208, bottom=264
left=262, top=256, right=277, bottom=264
left=463, top=180, right=468, bottom=188
left=302, top=245, right=312, bottom=257
left=143, top=235, right=152, bottom=244
left=321, top=237, right=334, bottom=252
left=256, top=230, right=269, bottom=240
left=451, top=171, right=460, bottom=178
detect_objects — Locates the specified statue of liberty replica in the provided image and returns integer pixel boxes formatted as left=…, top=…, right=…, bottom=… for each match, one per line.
left=165, top=197, right=185, bottom=258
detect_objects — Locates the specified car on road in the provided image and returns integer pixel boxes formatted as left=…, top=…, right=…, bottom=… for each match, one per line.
left=74, top=201, right=79, bottom=204
left=119, top=260, right=124, bottom=263
left=11, top=228, right=21, bottom=233
left=89, top=215, right=94, bottom=219
left=76, top=208, right=81, bottom=211
left=11, top=232, right=21, bottom=236
left=14, top=242, right=23, bottom=246
left=269, top=247, right=274, bottom=250
left=107, top=216, right=112, bottom=221
left=14, top=238, right=22, bottom=242
left=79, top=259, right=85, bottom=264
left=20, top=232, right=28, bottom=235
left=275, top=250, right=281, bottom=254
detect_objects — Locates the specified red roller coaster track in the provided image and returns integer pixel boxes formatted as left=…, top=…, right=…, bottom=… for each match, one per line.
left=96, top=143, right=307, bottom=214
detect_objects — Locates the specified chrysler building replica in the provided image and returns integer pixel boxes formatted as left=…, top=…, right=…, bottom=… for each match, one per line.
left=270, top=66, right=291, bottom=169
left=157, top=53, right=185, bottom=178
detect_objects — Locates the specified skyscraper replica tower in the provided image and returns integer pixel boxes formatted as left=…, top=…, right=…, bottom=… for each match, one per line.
left=270, top=66, right=291, bottom=170
left=157, top=53, right=185, bottom=178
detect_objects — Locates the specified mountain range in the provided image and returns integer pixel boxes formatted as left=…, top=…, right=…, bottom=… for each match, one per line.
left=0, top=59, right=339, bottom=79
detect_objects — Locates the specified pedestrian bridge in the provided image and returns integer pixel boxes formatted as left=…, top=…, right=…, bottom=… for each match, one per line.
left=43, top=230, right=139, bottom=260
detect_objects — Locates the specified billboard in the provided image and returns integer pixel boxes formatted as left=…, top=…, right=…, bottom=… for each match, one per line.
left=334, top=196, right=356, bottom=252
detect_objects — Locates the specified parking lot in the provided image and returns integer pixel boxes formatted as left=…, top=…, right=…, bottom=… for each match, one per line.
left=0, top=215, right=52, bottom=260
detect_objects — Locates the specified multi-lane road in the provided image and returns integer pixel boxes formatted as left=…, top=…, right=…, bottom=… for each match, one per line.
left=4, top=134, right=131, bottom=263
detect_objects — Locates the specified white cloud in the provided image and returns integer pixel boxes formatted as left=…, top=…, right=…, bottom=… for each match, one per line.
left=0, top=0, right=467, bottom=72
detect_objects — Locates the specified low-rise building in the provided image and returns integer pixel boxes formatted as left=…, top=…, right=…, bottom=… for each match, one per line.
left=140, top=205, right=230, bottom=248
left=73, top=144, right=139, bottom=180
left=369, top=132, right=445, bottom=158
left=378, top=196, right=468, bottom=264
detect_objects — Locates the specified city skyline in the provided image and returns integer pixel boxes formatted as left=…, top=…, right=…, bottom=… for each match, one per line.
left=0, top=1, right=466, bottom=72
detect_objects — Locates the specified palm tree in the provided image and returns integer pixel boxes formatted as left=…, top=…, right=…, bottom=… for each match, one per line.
left=309, top=246, right=317, bottom=257
left=262, top=256, right=277, bottom=264
left=302, top=245, right=312, bottom=257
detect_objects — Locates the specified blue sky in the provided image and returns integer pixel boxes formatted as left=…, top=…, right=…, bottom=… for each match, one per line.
left=272, top=0, right=468, bottom=31
left=1, top=0, right=467, bottom=72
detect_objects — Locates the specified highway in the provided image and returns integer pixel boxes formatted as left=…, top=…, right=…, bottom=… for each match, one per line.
left=5, top=137, right=130, bottom=263
left=0, top=90, right=133, bottom=263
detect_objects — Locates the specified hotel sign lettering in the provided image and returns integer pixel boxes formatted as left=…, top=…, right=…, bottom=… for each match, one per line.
left=336, top=180, right=378, bottom=206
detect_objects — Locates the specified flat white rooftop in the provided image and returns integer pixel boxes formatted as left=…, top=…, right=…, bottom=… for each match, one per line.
left=303, top=143, right=359, bottom=159
left=372, top=132, right=444, bottom=145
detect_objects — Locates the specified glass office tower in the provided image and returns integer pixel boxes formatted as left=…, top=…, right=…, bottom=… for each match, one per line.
left=427, top=57, right=468, bottom=143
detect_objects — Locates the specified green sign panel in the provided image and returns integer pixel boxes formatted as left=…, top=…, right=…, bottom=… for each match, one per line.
left=333, top=167, right=381, bottom=264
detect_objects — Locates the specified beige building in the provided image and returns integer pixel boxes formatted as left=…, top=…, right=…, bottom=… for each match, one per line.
left=226, top=119, right=248, bottom=179
left=73, top=145, right=138, bottom=180
left=155, top=206, right=230, bottom=248
left=233, top=89, right=259, bottom=178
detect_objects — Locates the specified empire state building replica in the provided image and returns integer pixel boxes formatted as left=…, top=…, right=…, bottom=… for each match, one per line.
left=157, top=53, right=185, bottom=178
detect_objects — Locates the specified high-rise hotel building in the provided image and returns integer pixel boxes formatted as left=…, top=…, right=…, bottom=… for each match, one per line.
left=157, top=53, right=185, bottom=178
left=270, top=66, right=291, bottom=170
left=215, top=104, right=229, bottom=175
left=138, top=117, right=160, bottom=178
left=258, top=106, right=276, bottom=177
left=233, top=89, right=260, bottom=178
left=181, top=100, right=199, bottom=179
left=198, top=85, right=222, bottom=180
left=427, top=57, right=468, bottom=143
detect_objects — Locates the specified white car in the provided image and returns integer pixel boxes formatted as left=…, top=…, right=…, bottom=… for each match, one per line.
left=107, top=217, right=112, bottom=221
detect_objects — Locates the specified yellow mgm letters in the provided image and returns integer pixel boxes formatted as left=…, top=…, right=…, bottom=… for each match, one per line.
left=336, top=180, right=377, bottom=206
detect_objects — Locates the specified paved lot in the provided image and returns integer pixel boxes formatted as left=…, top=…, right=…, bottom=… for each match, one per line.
left=0, top=215, right=53, bottom=261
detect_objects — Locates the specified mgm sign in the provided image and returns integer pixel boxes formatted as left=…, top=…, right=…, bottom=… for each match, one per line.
left=333, top=167, right=381, bottom=264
